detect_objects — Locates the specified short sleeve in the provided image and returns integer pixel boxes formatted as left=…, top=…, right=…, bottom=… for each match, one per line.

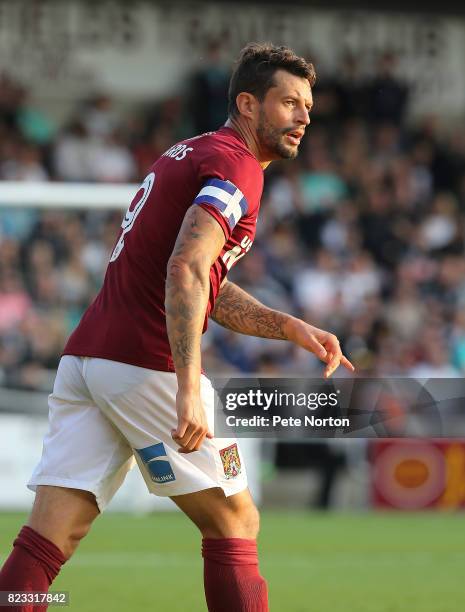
left=194, top=178, right=248, bottom=239
left=194, top=151, right=263, bottom=240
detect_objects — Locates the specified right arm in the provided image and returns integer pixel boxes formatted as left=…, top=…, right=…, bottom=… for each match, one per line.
left=165, top=205, right=226, bottom=452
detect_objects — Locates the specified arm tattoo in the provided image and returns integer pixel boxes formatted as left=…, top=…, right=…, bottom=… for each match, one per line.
left=173, top=332, right=197, bottom=368
left=211, top=281, right=291, bottom=340
left=165, top=206, right=224, bottom=370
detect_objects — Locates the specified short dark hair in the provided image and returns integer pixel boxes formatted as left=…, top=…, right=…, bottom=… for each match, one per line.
left=228, top=43, right=316, bottom=118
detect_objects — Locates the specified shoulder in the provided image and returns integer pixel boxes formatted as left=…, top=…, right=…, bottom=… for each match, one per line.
left=198, top=131, right=263, bottom=197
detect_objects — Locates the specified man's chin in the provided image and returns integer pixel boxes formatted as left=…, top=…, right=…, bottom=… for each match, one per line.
left=276, top=143, right=299, bottom=160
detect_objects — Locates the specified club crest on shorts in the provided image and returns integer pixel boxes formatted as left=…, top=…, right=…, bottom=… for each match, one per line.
left=219, top=443, right=241, bottom=479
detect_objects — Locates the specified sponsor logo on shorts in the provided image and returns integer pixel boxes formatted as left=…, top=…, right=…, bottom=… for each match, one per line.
left=219, top=443, right=241, bottom=480
left=135, top=442, right=176, bottom=484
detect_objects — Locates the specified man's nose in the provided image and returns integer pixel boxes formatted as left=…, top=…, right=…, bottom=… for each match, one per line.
left=297, top=106, right=310, bottom=126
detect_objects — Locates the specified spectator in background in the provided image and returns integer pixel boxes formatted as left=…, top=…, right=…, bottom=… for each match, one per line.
left=1, top=142, right=49, bottom=182
left=88, top=129, right=136, bottom=183
left=10, top=310, right=65, bottom=390
left=408, top=329, right=460, bottom=378
left=16, top=90, right=55, bottom=148
left=53, top=118, right=96, bottom=182
left=384, top=279, right=426, bottom=341
left=0, top=270, right=31, bottom=335
left=451, top=311, right=465, bottom=373
left=338, top=53, right=371, bottom=121
left=189, top=40, right=230, bottom=133
left=0, top=73, right=24, bottom=132
left=296, top=133, right=348, bottom=248
left=309, top=53, right=344, bottom=132
left=133, top=125, right=174, bottom=179
left=81, top=94, right=119, bottom=140
left=368, top=51, right=408, bottom=125
left=293, top=248, right=340, bottom=320
left=340, top=251, right=382, bottom=312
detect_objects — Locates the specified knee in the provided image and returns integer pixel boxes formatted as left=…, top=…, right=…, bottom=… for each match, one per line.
left=202, top=502, right=260, bottom=540
left=242, top=503, right=260, bottom=538
left=62, top=521, right=93, bottom=559
left=28, top=486, right=99, bottom=560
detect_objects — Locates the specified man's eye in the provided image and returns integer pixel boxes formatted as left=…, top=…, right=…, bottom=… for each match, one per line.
left=286, top=100, right=295, bottom=107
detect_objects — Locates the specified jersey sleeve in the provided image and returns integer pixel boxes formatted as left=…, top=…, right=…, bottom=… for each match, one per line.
left=194, top=151, right=263, bottom=240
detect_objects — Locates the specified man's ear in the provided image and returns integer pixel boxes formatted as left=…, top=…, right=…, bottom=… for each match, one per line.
left=235, top=92, right=257, bottom=119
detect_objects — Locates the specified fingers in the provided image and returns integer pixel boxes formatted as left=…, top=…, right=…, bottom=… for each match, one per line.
left=306, top=335, right=328, bottom=360
left=178, top=430, right=208, bottom=454
left=322, top=334, right=341, bottom=378
left=171, top=421, right=213, bottom=453
left=324, top=352, right=355, bottom=378
left=321, top=334, right=356, bottom=378
left=171, top=419, right=188, bottom=442
left=171, top=423, right=195, bottom=450
left=324, top=352, right=338, bottom=378
left=341, top=354, right=355, bottom=372
left=302, top=327, right=355, bottom=376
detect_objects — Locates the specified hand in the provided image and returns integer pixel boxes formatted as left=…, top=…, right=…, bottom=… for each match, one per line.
left=171, top=390, right=214, bottom=453
left=287, top=318, right=355, bottom=378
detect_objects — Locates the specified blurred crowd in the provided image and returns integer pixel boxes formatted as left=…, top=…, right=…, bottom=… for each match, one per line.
left=1, top=48, right=465, bottom=390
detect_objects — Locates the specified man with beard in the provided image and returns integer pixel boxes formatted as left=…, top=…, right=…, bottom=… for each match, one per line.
left=0, top=43, right=354, bottom=612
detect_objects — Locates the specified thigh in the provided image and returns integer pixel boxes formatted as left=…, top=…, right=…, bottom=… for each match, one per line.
left=28, top=356, right=135, bottom=512
left=171, top=487, right=260, bottom=539
left=85, top=359, right=248, bottom=499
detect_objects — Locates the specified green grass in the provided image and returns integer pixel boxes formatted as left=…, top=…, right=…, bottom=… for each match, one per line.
left=1, top=511, right=464, bottom=611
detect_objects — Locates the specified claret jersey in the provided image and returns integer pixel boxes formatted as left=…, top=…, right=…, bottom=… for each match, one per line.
left=64, top=127, right=264, bottom=371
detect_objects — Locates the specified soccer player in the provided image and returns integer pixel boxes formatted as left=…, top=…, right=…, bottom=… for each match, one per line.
left=0, top=43, right=354, bottom=611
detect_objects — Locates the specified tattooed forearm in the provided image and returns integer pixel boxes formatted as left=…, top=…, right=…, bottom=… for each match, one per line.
left=165, top=206, right=225, bottom=377
left=211, top=281, right=292, bottom=340
left=172, top=332, right=197, bottom=367
left=165, top=259, right=208, bottom=370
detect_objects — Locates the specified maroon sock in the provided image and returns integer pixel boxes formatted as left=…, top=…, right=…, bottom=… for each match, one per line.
left=202, top=538, right=268, bottom=612
left=0, top=526, right=65, bottom=611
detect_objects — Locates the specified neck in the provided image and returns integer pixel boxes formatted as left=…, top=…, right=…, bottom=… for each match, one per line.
left=224, top=117, right=271, bottom=170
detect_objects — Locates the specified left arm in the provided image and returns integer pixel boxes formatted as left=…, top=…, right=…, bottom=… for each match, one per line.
left=211, top=280, right=354, bottom=378
left=211, top=280, right=291, bottom=340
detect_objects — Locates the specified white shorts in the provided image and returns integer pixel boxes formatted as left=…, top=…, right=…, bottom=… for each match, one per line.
left=28, top=356, right=248, bottom=511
